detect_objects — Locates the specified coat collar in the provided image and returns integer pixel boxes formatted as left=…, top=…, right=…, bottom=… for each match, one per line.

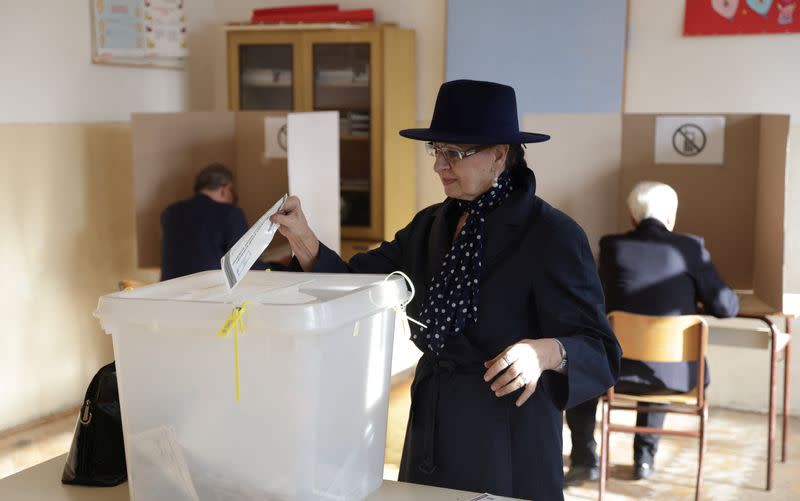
left=634, top=217, right=670, bottom=235
left=427, top=171, right=537, bottom=277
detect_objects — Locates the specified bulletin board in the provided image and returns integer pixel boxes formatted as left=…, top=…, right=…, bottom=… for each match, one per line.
left=446, top=0, right=627, bottom=113
left=90, top=0, right=187, bottom=69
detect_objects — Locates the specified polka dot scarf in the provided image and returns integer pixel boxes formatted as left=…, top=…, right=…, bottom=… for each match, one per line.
left=415, top=170, right=515, bottom=354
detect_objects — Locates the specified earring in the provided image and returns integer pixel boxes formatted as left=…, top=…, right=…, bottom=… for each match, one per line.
left=491, top=174, right=499, bottom=188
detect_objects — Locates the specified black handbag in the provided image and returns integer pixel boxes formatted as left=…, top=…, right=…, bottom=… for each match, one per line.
left=61, top=361, right=127, bottom=486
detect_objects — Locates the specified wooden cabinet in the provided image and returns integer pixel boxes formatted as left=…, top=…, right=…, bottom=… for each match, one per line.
left=340, top=239, right=382, bottom=261
left=226, top=25, right=417, bottom=255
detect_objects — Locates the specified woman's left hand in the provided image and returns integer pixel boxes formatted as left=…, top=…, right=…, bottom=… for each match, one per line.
left=483, top=339, right=562, bottom=407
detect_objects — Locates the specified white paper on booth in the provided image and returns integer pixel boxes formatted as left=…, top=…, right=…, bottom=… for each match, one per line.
left=654, top=116, right=726, bottom=164
left=131, top=425, right=199, bottom=501
left=287, top=111, right=340, bottom=254
left=221, top=194, right=287, bottom=291
left=466, top=494, right=516, bottom=501
left=265, top=116, right=288, bottom=159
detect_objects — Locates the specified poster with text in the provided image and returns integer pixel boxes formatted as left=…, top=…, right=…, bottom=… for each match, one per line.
left=685, top=0, right=800, bottom=36
left=91, top=0, right=186, bottom=67
left=143, top=0, right=188, bottom=58
left=93, top=0, right=144, bottom=57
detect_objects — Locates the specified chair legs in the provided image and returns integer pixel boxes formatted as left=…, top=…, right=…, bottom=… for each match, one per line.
left=599, top=398, right=610, bottom=501
left=783, top=316, right=792, bottom=463
left=696, top=404, right=708, bottom=501
left=598, top=402, right=707, bottom=501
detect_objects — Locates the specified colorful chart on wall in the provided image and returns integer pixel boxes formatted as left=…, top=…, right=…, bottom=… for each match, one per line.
left=684, top=0, right=800, bottom=35
left=91, top=0, right=187, bottom=69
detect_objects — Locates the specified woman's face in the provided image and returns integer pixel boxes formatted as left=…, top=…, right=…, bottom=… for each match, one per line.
left=431, top=143, right=509, bottom=201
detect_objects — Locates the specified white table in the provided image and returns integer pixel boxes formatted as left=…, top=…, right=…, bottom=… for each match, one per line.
left=0, top=454, right=522, bottom=501
left=704, top=292, right=795, bottom=491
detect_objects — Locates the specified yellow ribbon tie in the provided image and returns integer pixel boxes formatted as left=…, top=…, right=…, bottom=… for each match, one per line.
left=216, top=301, right=249, bottom=401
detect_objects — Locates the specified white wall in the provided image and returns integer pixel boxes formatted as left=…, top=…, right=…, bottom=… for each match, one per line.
left=626, top=0, right=800, bottom=415
left=0, top=0, right=213, bottom=430
left=523, top=114, right=622, bottom=256
left=626, top=0, right=800, bottom=122
left=0, top=0, right=217, bottom=124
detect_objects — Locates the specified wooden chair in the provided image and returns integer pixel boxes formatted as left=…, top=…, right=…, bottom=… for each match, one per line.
left=599, top=311, right=709, bottom=501
left=117, top=278, right=148, bottom=291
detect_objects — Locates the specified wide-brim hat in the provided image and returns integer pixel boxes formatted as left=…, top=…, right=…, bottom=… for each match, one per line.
left=399, top=79, right=550, bottom=144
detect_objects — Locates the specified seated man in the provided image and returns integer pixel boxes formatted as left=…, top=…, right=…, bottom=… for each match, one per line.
left=565, top=181, right=739, bottom=484
left=160, top=163, right=284, bottom=281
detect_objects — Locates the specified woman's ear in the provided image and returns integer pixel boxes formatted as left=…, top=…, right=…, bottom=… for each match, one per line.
left=495, top=144, right=510, bottom=164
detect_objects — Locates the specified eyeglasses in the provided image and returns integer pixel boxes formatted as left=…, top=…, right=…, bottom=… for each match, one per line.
left=425, top=143, right=492, bottom=166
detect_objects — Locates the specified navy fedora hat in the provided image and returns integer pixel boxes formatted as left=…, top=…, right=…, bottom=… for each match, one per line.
left=399, top=79, right=550, bottom=144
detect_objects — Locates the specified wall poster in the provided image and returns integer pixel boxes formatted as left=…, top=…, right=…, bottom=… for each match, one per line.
left=684, top=0, right=800, bottom=36
left=91, top=0, right=187, bottom=68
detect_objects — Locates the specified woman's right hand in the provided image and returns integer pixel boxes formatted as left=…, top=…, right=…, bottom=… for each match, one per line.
left=270, top=196, right=320, bottom=271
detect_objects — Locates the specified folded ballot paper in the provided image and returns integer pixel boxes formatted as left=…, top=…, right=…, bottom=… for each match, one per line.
left=221, top=194, right=288, bottom=291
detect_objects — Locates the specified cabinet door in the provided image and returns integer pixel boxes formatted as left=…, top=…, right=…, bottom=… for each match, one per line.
left=302, top=30, right=383, bottom=241
left=227, top=31, right=304, bottom=111
left=340, top=239, right=381, bottom=262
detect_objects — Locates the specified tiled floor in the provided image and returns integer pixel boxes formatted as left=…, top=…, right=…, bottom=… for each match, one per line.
left=3, top=380, right=799, bottom=501
left=383, top=379, right=800, bottom=501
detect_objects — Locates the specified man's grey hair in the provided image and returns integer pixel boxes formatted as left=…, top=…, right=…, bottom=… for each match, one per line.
left=194, top=163, right=234, bottom=193
left=627, top=181, right=678, bottom=226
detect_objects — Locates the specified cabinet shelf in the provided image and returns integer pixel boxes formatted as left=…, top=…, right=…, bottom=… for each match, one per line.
left=316, top=82, right=369, bottom=89
left=341, top=134, right=369, bottom=141
left=242, top=82, right=292, bottom=88
left=317, top=107, right=370, bottom=113
left=341, top=184, right=370, bottom=192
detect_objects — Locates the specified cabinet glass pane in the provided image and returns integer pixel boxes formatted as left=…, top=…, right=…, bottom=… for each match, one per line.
left=239, top=45, right=293, bottom=110
left=312, top=43, right=371, bottom=228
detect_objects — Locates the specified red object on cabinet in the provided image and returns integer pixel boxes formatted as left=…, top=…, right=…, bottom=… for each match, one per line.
left=249, top=4, right=374, bottom=24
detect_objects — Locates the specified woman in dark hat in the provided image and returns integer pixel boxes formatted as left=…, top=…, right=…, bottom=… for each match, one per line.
left=272, top=79, right=621, bottom=500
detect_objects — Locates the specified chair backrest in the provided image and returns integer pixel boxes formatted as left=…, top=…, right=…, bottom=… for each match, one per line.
left=608, top=311, right=708, bottom=363
left=117, top=278, right=148, bottom=292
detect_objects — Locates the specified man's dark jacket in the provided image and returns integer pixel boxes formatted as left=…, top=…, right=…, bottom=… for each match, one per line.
left=161, top=194, right=261, bottom=281
left=599, top=217, right=739, bottom=392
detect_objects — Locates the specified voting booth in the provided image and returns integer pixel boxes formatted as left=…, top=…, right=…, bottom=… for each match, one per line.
left=528, top=112, right=797, bottom=314
left=95, top=271, right=408, bottom=501
left=619, top=113, right=794, bottom=313
left=131, top=111, right=340, bottom=270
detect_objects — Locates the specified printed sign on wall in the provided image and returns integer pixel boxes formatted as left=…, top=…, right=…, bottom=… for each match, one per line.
left=654, top=116, right=726, bottom=164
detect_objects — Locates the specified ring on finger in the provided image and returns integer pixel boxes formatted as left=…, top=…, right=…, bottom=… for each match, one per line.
left=502, top=354, right=512, bottom=367
left=518, top=374, right=528, bottom=386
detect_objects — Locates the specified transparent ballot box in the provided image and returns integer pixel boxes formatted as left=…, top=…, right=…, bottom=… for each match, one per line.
left=95, top=271, right=408, bottom=501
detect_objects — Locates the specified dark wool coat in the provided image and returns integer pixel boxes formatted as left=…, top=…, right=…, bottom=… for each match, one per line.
left=300, top=171, right=620, bottom=500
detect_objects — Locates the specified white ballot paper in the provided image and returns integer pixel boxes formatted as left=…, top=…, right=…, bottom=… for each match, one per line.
left=221, top=194, right=287, bottom=291
left=131, top=426, right=199, bottom=501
